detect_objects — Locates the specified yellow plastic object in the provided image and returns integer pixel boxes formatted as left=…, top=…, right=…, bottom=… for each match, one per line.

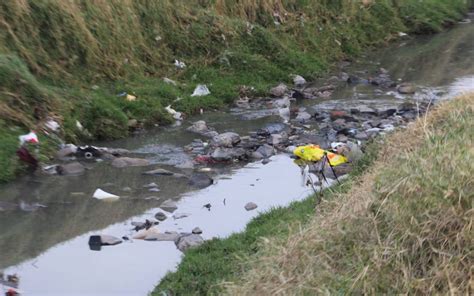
left=293, top=145, right=348, bottom=166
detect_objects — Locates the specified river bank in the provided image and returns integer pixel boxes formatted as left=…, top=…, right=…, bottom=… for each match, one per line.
left=0, top=0, right=471, bottom=182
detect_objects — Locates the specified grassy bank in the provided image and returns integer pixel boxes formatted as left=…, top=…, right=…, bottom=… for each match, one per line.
left=0, top=0, right=471, bottom=182
left=155, top=93, right=473, bottom=294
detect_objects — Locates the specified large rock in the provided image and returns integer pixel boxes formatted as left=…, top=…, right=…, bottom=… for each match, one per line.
left=397, top=83, right=416, bottom=94
left=160, top=200, right=178, bottom=213
left=211, top=147, right=246, bottom=161
left=56, top=162, right=85, bottom=176
left=56, top=144, right=77, bottom=159
left=211, top=132, right=241, bottom=148
left=188, top=173, right=214, bottom=189
left=187, top=121, right=218, bottom=138
left=295, top=111, right=312, bottom=123
left=112, top=157, right=150, bottom=168
left=175, top=233, right=205, bottom=252
left=293, top=75, right=306, bottom=87
left=270, top=83, right=289, bottom=97
left=256, top=144, right=274, bottom=158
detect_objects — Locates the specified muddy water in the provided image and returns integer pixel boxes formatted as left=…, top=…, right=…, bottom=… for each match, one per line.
left=1, top=15, right=474, bottom=296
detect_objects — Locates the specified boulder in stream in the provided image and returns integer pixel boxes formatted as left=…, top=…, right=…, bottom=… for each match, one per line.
left=211, top=132, right=241, bottom=148
left=188, top=173, right=214, bottom=189
left=175, top=233, right=205, bottom=252
left=270, top=83, right=289, bottom=97
left=111, top=157, right=150, bottom=168
left=56, top=162, right=85, bottom=176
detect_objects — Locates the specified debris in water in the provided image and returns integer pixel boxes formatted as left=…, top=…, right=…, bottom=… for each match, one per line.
left=174, top=60, right=186, bottom=69
left=203, top=203, right=211, bottom=211
left=191, top=84, right=211, bottom=97
left=92, top=189, right=120, bottom=201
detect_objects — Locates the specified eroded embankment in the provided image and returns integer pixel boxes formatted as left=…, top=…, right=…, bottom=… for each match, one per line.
left=0, top=0, right=471, bottom=182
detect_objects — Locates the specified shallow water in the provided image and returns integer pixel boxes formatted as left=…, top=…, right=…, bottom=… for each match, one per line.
left=1, top=15, right=473, bottom=296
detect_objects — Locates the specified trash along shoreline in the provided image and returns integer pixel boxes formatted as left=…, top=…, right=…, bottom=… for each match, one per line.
left=154, top=92, right=474, bottom=295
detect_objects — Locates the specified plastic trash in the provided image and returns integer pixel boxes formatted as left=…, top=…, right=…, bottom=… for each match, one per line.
left=163, top=77, right=177, bottom=85
left=174, top=60, right=186, bottom=69
left=19, top=131, right=39, bottom=145
left=165, top=105, right=183, bottom=120
left=126, top=94, right=137, bottom=101
left=191, top=84, right=211, bottom=97
left=293, top=145, right=348, bottom=166
left=45, top=119, right=60, bottom=132
left=92, top=189, right=120, bottom=201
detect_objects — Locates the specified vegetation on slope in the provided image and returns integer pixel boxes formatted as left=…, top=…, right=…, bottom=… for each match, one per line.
left=0, top=0, right=470, bottom=181
left=223, top=93, right=474, bottom=295
left=155, top=93, right=473, bottom=294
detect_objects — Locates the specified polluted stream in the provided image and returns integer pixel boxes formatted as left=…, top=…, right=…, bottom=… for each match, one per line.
left=1, top=15, right=474, bottom=296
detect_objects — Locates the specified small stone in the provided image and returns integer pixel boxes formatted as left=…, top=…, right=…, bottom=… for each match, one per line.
left=112, top=157, right=150, bottom=168
left=270, top=83, right=289, bottom=97
left=56, top=162, right=85, bottom=176
left=244, top=202, right=258, bottom=211
left=175, top=233, right=205, bottom=252
left=160, top=200, right=178, bottom=213
left=143, top=182, right=158, bottom=188
left=155, top=212, right=168, bottom=221
left=192, top=227, right=203, bottom=234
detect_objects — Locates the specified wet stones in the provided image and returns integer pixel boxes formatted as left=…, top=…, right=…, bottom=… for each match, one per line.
left=175, top=233, right=205, bottom=252
left=256, top=144, right=274, bottom=159
left=211, top=132, right=241, bottom=148
left=160, top=200, right=178, bottom=213
left=244, top=202, right=258, bottom=211
left=111, top=157, right=150, bottom=168
left=188, top=173, right=214, bottom=189
left=270, top=83, right=289, bottom=97
left=56, top=162, right=85, bottom=176
left=397, top=83, right=416, bottom=94
left=211, top=147, right=246, bottom=161
left=154, top=212, right=168, bottom=221
left=187, top=120, right=218, bottom=138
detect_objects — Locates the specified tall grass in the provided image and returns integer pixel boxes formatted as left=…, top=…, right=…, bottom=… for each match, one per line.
left=224, top=93, right=474, bottom=294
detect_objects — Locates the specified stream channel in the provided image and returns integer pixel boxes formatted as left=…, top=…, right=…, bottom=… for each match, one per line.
left=1, top=14, right=473, bottom=296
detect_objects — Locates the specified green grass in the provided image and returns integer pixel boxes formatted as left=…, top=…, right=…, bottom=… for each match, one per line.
left=154, top=144, right=379, bottom=295
left=0, top=0, right=471, bottom=181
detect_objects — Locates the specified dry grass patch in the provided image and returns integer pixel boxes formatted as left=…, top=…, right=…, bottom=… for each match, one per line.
left=225, top=93, right=474, bottom=295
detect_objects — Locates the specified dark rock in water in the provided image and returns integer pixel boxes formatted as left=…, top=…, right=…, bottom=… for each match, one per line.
left=244, top=202, right=258, bottom=211
left=56, top=162, right=86, bottom=176
left=111, top=157, right=150, bottom=168
left=211, top=132, right=241, bottom=148
left=256, top=144, right=274, bottom=158
left=369, top=73, right=396, bottom=88
left=211, top=147, right=246, bottom=161
left=397, top=83, right=416, bottom=94
left=155, top=212, right=168, bottom=221
left=262, top=158, right=271, bottom=165
left=142, top=168, right=174, bottom=176
left=89, top=235, right=122, bottom=250
left=192, top=227, right=203, bottom=234
left=175, top=233, right=205, bottom=252
left=347, top=75, right=368, bottom=84
left=270, top=83, right=289, bottom=97
left=145, top=232, right=180, bottom=241
left=188, top=173, right=214, bottom=189
left=160, top=200, right=178, bottom=213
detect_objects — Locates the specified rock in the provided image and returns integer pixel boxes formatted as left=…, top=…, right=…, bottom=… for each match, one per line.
left=268, top=133, right=286, bottom=146
left=244, top=202, right=258, bottom=211
left=330, top=110, right=348, bottom=120
left=133, top=227, right=160, bottom=240
left=211, top=147, right=246, bottom=161
left=142, top=168, right=174, bottom=176
left=295, top=111, right=312, bottom=123
left=188, top=173, right=214, bottom=189
left=88, top=235, right=122, bottom=248
left=351, top=105, right=376, bottom=115
left=262, top=158, right=271, bottom=165
left=397, top=83, right=416, bottom=94
left=160, top=200, right=178, bottom=213
left=192, top=227, right=203, bottom=234
left=92, top=189, right=120, bottom=201
left=56, top=162, right=85, bottom=176
left=187, top=121, right=217, bottom=138
left=270, top=83, right=289, bottom=97
left=56, top=144, right=77, bottom=159
left=250, top=151, right=264, bottom=160
left=256, top=144, right=274, bottom=158
left=211, top=132, right=241, bottom=148
left=127, top=119, right=138, bottom=128
left=175, top=233, right=205, bottom=252
left=293, top=75, right=306, bottom=86
left=354, top=132, right=369, bottom=140
left=143, top=182, right=158, bottom=188
left=145, top=232, right=180, bottom=241
left=155, top=212, right=168, bottom=221
left=111, top=157, right=150, bottom=168
left=173, top=213, right=190, bottom=220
